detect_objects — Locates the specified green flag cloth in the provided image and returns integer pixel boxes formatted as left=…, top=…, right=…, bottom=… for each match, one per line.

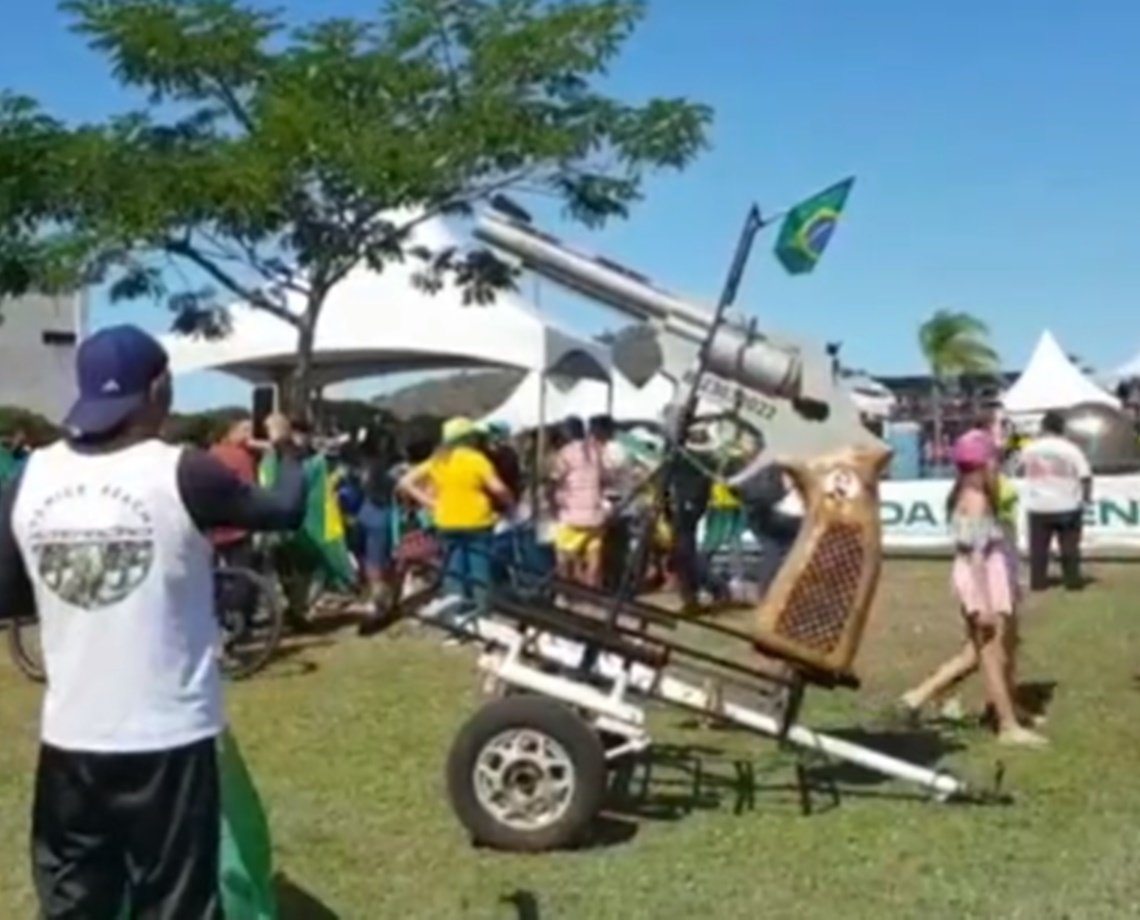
left=217, top=732, right=279, bottom=919
left=260, top=453, right=356, bottom=590
left=119, top=731, right=277, bottom=919
left=773, top=177, right=854, bottom=275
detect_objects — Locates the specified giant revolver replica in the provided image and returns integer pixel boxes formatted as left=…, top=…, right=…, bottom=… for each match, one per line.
left=475, top=208, right=892, bottom=681
left=393, top=211, right=985, bottom=857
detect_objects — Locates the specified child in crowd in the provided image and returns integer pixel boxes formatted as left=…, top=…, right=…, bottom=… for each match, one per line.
left=900, top=430, right=1047, bottom=747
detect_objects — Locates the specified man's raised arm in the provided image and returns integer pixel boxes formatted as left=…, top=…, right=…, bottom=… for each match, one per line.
left=178, top=415, right=307, bottom=535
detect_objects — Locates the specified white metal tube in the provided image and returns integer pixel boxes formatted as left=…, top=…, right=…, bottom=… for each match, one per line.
left=544, top=641, right=966, bottom=799
left=476, top=213, right=715, bottom=330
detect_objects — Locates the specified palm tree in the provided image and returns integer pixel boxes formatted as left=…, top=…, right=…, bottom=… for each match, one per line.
left=917, top=309, right=1000, bottom=450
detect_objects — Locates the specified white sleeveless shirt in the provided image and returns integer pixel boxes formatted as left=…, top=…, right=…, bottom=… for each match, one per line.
left=11, top=439, right=222, bottom=752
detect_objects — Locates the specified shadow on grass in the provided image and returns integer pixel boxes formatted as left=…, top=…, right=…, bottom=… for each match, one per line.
left=500, top=889, right=542, bottom=920
left=1037, top=572, right=1098, bottom=591
left=258, top=638, right=337, bottom=680
left=591, top=727, right=971, bottom=848
left=276, top=873, right=339, bottom=918
left=1015, top=680, right=1057, bottom=719
left=806, top=727, right=967, bottom=788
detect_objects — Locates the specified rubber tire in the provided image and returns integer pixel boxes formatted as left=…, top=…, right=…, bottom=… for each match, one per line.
left=215, top=566, right=285, bottom=681
left=7, top=617, right=45, bottom=683
left=446, top=695, right=606, bottom=852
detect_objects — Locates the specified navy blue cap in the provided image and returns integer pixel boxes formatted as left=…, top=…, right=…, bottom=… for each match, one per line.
left=64, top=325, right=170, bottom=438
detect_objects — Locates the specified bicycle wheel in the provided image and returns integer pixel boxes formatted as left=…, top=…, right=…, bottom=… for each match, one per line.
left=7, top=616, right=45, bottom=683
left=214, top=566, right=285, bottom=680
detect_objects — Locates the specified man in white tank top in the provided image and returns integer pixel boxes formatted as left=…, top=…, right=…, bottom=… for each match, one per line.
left=0, top=325, right=307, bottom=919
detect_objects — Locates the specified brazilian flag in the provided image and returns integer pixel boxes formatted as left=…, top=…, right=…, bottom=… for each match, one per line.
left=260, top=453, right=356, bottom=590
left=773, top=177, right=854, bottom=275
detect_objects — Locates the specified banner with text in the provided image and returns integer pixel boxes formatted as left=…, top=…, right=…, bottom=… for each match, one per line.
left=880, top=475, right=1140, bottom=553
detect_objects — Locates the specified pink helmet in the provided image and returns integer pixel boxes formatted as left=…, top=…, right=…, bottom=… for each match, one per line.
left=951, top=429, right=996, bottom=471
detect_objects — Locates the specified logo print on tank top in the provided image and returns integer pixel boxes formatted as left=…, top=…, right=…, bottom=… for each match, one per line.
left=26, top=483, right=156, bottom=610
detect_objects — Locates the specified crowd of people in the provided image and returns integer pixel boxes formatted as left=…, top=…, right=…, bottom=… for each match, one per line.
left=320, top=412, right=748, bottom=625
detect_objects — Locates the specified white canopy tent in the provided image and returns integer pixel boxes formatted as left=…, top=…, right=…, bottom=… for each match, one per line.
left=481, top=372, right=674, bottom=430
left=477, top=370, right=581, bottom=431
left=841, top=373, right=897, bottom=419
left=160, top=212, right=611, bottom=399
left=564, top=373, right=676, bottom=423
left=1001, top=329, right=1119, bottom=422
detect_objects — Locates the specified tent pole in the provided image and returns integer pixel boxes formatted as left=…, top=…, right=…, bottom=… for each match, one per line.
left=533, top=373, right=548, bottom=525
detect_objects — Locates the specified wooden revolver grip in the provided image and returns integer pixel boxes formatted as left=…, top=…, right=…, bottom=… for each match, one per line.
left=752, top=446, right=891, bottom=682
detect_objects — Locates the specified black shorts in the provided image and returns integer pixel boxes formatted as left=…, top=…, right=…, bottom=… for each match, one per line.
left=32, top=736, right=222, bottom=920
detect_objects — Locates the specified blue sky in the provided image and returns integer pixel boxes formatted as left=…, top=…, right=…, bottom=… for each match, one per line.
left=4, top=0, right=1140, bottom=410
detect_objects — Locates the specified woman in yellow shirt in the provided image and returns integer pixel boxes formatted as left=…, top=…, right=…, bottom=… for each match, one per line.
left=399, top=417, right=511, bottom=611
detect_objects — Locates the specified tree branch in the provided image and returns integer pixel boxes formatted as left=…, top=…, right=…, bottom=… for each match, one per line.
left=164, top=236, right=301, bottom=328
left=198, top=228, right=312, bottom=299
left=210, top=78, right=256, bottom=135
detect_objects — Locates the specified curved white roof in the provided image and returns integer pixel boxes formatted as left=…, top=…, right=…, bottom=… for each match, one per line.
left=1002, top=329, right=1119, bottom=414
left=161, top=212, right=609, bottom=387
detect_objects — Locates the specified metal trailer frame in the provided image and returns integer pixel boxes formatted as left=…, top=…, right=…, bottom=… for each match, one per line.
left=413, top=586, right=1003, bottom=852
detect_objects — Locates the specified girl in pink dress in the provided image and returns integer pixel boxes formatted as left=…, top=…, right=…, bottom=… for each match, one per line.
left=901, top=432, right=1047, bottom=747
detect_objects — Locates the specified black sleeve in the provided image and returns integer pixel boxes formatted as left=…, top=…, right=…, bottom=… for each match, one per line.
left=177, top=447, right=307, bottom=534
left=0, top=470, right=34, bottom=622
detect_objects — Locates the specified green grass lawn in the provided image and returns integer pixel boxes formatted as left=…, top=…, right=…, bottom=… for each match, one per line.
left=3, top=560, right=1140, bottom=919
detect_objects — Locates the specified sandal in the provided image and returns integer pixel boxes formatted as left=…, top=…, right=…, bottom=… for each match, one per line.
left=997, top=726, right=1049, bottom=748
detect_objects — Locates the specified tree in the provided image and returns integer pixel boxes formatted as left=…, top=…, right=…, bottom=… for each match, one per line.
left=917, top=309, right=999, bottom=447
left=0, top=94, right=88, bottom=301
left=0, top=0, right=711, bottom=416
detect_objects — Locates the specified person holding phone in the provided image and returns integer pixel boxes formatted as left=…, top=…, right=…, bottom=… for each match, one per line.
left=0, top=326, right=307, bottom=919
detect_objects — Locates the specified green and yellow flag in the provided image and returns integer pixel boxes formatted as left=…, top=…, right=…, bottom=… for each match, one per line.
left=773, top=177, right=854, bottom=275
left=260, top=453, right=356, bottom=591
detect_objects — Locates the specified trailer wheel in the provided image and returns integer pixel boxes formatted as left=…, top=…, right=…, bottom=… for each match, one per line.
left=446, top=695, right=606, bottom=852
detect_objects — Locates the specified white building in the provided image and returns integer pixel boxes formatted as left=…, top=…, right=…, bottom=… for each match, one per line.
left=0, top=292, right=87, bottom=422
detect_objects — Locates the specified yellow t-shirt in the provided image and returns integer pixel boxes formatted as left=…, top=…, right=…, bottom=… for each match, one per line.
left=417, top=446, right=497, bottom=530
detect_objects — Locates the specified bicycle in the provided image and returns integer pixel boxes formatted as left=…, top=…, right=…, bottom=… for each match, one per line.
left=213, top=562, right=286, bottom=680
left=6, top=563, right=285, bottom=683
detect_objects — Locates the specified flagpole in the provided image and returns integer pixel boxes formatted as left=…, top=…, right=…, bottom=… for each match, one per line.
left=669, top=204, right=767, bottom=442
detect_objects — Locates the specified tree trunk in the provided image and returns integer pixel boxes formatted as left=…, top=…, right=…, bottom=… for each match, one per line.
left=282, top=318, right=317, bottom=422
left=930, top=377, right=943, bottom=474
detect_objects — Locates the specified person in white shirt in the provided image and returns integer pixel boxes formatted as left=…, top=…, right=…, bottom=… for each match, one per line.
left=1018, top=410, right=1092, bottom=591
left=588, top=415, right=649, bottom=591
left=0, top=326, right=307, bottom=919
